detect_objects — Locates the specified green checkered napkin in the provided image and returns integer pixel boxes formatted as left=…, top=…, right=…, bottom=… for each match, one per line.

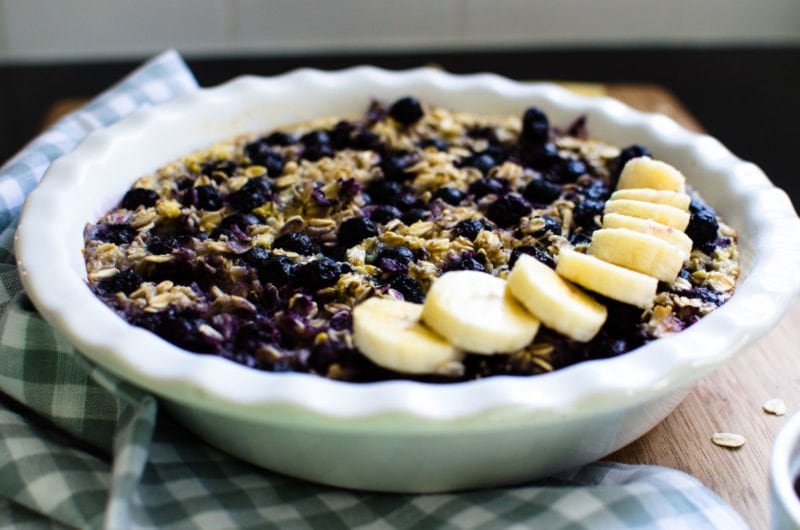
left=0, top=50, right=750, bottom=530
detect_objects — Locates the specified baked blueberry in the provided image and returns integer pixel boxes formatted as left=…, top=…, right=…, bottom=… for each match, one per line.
left=521, top=107, right=549, bottom=144
left=468, top=177, right=507, bottom=198
left=380, top=150, right=418, bottom=181
left=519, top=142, right=560, bottom=169
left=264, top=131, right=297, bottom=146
left=550, top=159, right=587, bottom=183
left=272, top=232, right=317, bottom=255
left=259, top=254, right=298, bottom=287
left=389, top=275, right=424, bottom=303
left=97, top=269, right=142, bottom=295
left=572, top=199, right=605, bottom=229
left=461, top=152, right=496, bottom=175
left=609, top=144, right=651, bottom=182
left=486, top=193, right=531, bottom=228
left=369, top=205, right=402, bottom=224
left=95, top=223, right=138, bottom=245
left=121, top=188, right=159, bottom=210
left=366, top=179, right=402, bottom=205
left=338, top=217, right=378, bottom=248
left=228, top=177, right=271, bottom=212
left=300, top=130, right=334, bottom=161
left=523, top=178, right=562, bottom=204
left=389, top=96, right=424, bottom=126
left=453, top=219, right=486, bottom=241
left=686, top=199, right=719, bottom=249
left=329, top=121, right=355, bottom=149
left=432, top=186, right=465, bottom=206
left=443, top=252, right=486, bottom=273
left=192, top=185, right=223, bottom=210
left=400, top=208, right=428, bottom=225
left=509, top=245, right=555, bottom=269
left=295, top=257, right=347, bottom=291
left=531, top=215, right=562, bottom=238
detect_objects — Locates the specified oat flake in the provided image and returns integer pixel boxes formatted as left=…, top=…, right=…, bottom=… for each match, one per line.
left=711, top=432, right=746, bottom=449
left=762, top=398, right=787, bottom=416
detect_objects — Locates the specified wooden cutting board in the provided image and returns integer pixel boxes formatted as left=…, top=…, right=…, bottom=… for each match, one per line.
left=42, top=84, right=798, bottom=529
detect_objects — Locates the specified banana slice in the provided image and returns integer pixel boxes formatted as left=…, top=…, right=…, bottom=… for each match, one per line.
left=617, top=157, right=686, bottom=192
left=353, top=298, right=463, bottom=375
left=604, top=199, right=690, bottom=231
left=421, top=271, right=540, bottom=354
left=588, top=228, right=685, bottom=283
left=507, top=254, right=607, bottom=342
left=609, top=189, right=691, bottom=211
left=556, top=248, right=657, bottom=309
left=602, top=213, right=693, bottom=258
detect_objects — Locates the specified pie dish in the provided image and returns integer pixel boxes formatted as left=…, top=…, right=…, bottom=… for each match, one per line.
left=15, top=67, right=800, bottom=492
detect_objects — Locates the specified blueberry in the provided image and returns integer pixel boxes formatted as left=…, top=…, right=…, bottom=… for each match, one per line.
left=366, top=179, right=402, bottom=205
left=228, top=177, right=271, bottom=212
left=432, top=186, right=464, bottom=206
left=338, top=217, right=378, bottom=248
left=468, top=177, right=507, bottom=198
left=244, top=142, right=285, bottom=176
left=523, top=178, right=562, bottom=204
left=609, top=144, right=651, bottom=182
left=147, top=234, right=178, bottom=255
left=155, top=310, right=214, bottom=353
left=370, top=205, right=402, bottom=224
left=521, top=107, right=549, bottom=144
left=453, top=219, right=485, bottom=241
left=519, top=142, right=560, bottom=170
left=351, top=130, right=384, bottom=151
left=531, top=215, right=562, bottom=238
left=569, top=232, right=592, bottom=246
left=264, top=131, right=297, bottom=146
left=393, top=189, right=419, bottom=211
left=400, top=208, right=428, bottom=225
left=486, top=193, right=531, bottom=228
left=444, top=252, right=486, bottom=273
left=580, top=179, right=609, bottom=201
left=295, top=257, right=347, bottom=291
left=192, top=185, right=223, bottom=210
left=97, top=269, right=142, bottom=295
left=329, top=121, right=355, bottom=149
left=462, top=152, right=496, bottom=175
left=259, top=254, right=298, bottom=287
left=389, top=96, right=424, bottom=126
left=549, top=158, right=587, bottom=183
left=686, top=199, right=719, bottom=249
left=572, top=199, right=605, bottom=229
left=300, top=130, right=334, bottom=161
left=241, top=247, right=271, bottom=268
left=389, top=275, right=424, bottom=303
left=215, top=213, right=260, bottom=235
left=419, top=138, right=449, bottom=151
left=380, top=150, right=418, bottom=181
left=121, top=188, right=159, bottom=210
left=509, top=245, right=555, bottom=269
left=95, top=223, right=138, bottom=245
left=202, top=159, right=238, bottom=179
left=376, top=246, right=414, bottom=266
left=272, top=232, right=317, bottom=255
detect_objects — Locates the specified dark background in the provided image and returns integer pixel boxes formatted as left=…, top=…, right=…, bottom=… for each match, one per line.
left=1, top=46, right=798, bottom=205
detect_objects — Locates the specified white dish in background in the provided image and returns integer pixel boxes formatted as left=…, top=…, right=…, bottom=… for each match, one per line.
left=771, top=411, right=800, bottom=529
left=14, top=67, right=800, bottom=492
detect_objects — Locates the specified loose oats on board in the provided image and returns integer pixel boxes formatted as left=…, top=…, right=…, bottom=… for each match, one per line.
left=711, top=432, right=746, bottom=449
left=762, top=398, right=787, bottom=416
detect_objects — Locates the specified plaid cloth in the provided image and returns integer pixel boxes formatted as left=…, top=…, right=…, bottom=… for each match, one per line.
left=0, top=50, right=750, bottom=530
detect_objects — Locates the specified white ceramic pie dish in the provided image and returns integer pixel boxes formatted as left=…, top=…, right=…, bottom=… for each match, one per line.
left=15, top=67, right=800, bottom=493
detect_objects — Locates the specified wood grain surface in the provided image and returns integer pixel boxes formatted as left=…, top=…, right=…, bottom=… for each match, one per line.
left=42, top=83, right=798, bottom=529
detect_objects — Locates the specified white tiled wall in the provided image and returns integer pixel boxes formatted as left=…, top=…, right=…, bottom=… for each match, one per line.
left=0, top=0, right=798, bottom=62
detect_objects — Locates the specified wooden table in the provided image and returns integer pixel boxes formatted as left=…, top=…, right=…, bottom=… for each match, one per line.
left=42, top=84, right=799, bottom=530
